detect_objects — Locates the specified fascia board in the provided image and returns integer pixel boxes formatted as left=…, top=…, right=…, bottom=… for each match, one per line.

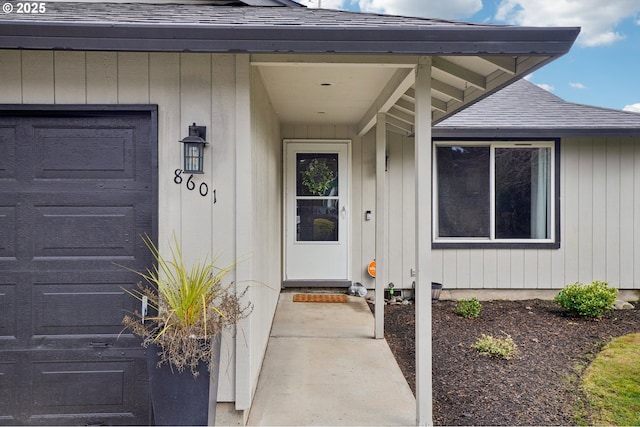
left=0, top=22, right=579, bottom=55
left=432, top=128, right=640, bottom=138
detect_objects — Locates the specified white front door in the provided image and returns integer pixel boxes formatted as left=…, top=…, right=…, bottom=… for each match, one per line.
left=284, top=141, right=350, bottom=283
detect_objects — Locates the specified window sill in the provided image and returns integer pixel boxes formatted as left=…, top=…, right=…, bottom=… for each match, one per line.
left=432, top=242, right=560, bottom=250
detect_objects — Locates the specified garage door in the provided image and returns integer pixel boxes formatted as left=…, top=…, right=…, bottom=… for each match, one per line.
left=0, top=107, right=156, bottom=425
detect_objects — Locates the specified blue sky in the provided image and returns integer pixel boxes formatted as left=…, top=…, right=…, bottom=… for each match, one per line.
left=299, top=0, right=640, bottom=113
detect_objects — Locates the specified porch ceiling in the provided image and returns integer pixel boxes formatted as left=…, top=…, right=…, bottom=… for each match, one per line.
left=253, top=53, right=551, bottom=135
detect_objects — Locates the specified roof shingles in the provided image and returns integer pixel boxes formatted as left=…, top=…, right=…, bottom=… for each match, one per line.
left=435, top=79, right=640, bottom=136
left=0, top=3, right=495, bottom=27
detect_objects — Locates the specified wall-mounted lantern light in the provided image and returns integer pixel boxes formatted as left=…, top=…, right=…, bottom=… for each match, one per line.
left=179, top=123, right=208, bottom=174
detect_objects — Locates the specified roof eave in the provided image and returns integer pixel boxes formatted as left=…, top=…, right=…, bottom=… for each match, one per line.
left=0, top=22, right=580, bottom=55
left=432, top=127, right=640, bottom=138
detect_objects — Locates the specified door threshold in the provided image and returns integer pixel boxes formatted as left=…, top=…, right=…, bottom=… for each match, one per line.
left=283, top=280, right=352, bottom=288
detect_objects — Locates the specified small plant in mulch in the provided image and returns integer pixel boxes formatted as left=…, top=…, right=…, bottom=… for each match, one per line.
left=472, top=333, right=519, bottom=360
left=454, top=297, right=482, bottom=318
left=554, top=280, right=618, bottom=318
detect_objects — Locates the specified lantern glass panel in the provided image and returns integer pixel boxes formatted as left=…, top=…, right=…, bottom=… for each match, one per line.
left=184, top=142, right=204, bottom=174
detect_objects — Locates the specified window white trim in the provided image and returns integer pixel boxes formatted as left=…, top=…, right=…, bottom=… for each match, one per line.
left=432, top=140, right=557, bottom=246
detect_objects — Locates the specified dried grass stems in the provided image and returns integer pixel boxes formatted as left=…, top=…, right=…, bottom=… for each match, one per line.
left=121, top=234, right=253, bottom=377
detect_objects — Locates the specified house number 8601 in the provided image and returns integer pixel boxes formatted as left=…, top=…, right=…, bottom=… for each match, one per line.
left=173, top=169, right=216, bottom=202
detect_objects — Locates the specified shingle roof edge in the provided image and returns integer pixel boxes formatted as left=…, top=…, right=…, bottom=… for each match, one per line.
left=0, top=5, right=580, bottom=55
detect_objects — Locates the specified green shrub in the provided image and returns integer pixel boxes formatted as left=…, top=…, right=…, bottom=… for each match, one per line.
left=454, top=297, right=482, bottom=318
left=554, top=281, right=618, bottom=318
left=472, top=333, right=519, bottom=360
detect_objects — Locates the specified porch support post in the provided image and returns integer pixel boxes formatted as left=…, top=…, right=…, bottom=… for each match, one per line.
left=234, top=53, right=252, bottom=412
left=374, top=112, right=387, bottom=339
left=414, top=57, right=433, bottom=426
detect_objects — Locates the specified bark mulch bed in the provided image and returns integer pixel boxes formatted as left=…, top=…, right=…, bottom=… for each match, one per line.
left=382, top=298, right=640, bottom=426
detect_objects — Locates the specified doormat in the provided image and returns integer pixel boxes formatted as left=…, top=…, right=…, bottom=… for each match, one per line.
left=292, top=294, right=349, bottom=303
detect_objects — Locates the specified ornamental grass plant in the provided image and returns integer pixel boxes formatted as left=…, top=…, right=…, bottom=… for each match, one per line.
left=121, top=234, right=252, bottom=376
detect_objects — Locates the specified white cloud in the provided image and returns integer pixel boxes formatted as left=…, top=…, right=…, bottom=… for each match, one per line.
left=624, top=103, right=640, bottom=113
left=303, top=0, right=640, bottom=48
left=536, top=83, right=555, bottom=92
left=494, top=0, right=640, bottom=47
left=299, top=0, right=345, bottom=8
left=357, top=0, right=482, bottom=19
left=310, top=0, right=483, bottom=19
left=569, top=82, right=587, bottom=90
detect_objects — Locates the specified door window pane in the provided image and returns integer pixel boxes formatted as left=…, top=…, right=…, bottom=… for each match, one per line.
left=297, top=199, right=339, bottom=241
left=296, top=153, right=338, bottom=197
left=436, top=146, right=490, bottom=238
left=295, top=152, right=339, bottom=242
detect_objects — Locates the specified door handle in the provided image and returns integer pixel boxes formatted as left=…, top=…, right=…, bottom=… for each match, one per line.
left=89, top=342, right=111, bottom=348
left=341, top=206, right=347, bottom=218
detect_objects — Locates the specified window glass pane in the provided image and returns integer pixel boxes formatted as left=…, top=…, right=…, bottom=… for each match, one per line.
left=296, top=153, right=338, bottom=197
left=436, top=146, right=490, bottom=237
left=296, top=199, right=339, bottom=242
left=495, top=147, right=551, bottom=239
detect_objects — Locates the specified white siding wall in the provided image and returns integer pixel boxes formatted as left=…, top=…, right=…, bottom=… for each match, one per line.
left=0, top=50, right=283, bottom=405
left=382, top=133, right=640, bottom=290
left=247, top=67, right=282, bottom=397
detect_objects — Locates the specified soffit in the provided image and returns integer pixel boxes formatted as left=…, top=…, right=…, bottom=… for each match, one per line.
left=253, top=53, right=553, bottom=133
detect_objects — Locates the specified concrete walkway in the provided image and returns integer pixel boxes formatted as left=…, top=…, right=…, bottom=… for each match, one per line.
left=246, top=291, right=416, bottom=426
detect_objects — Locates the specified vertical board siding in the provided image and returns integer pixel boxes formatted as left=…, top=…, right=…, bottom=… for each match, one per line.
left=0, top=50, right=289, bottom=407
left=619, top=137, right=635, bottom=286
left=563, top=137, right=581, bottom=284
left=149, top=52, right=181, bottom=265
left=360, top=130, right=377, bottom=287
left=402, top=138, right=416, bottom=288
left=387, top=132, right=404, bottom=288
left=635, top=140, right=640, bottom=287
left=21, top=51, right=54, bottom=103
left=249, top=67, right=282, bottom=400
left=384, top=135, right=640, bottom=290
left=86, top=52, right=118, bottom=104
left=605, top=140, right=622, bottom=285
left=178, top=53, right=213, bottom=259
left=483, top=249, right=498, bottom=288
left=4, top=49, right=639, bottom=295
left=54, top=51, right=86, bottom=103
left=117, top=52, right=150, bottom=103
left=577, top=139, right=594, bottom=282
left=0, top=50, right=22, bottom=102
left=522, top=251, right=538, bottom=288
left=591, top=139, right=608, bottom=281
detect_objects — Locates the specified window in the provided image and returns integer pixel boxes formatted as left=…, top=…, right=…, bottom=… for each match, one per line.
left=434, top=141, right=558, bottom=247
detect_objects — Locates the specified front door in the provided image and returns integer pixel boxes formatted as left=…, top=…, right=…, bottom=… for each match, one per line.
left=284, top=141, right=350, bottom=285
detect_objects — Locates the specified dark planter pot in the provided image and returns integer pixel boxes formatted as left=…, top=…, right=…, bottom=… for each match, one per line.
left=432, top=282, right=443, bottom=301
left=146, top=335, right=221, bottom=426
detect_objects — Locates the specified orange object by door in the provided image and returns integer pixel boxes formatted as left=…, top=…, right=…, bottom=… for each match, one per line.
left=367, top=260, right=376, bottom=278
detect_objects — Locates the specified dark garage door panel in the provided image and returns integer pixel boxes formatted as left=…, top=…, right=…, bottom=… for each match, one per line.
left=0, top=108, right=156, bottom=425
